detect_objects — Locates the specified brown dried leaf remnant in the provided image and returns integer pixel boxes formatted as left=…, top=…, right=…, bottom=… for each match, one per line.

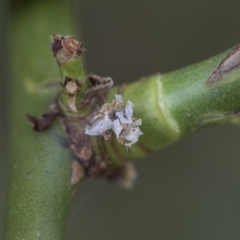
left=71, top=160, right=85, bottom=185
left=50, top=34, right=84, bottom=64
left=26, top=102, right=59, bottom=131
left=62, top=116, right=93, bottom=162
left=80, top=74, right=113, bottom=106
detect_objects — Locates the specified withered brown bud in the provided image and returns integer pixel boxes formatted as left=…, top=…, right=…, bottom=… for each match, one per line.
left=50, top=34, right=65, bottom=56
left=61, top=36, right=83, bottom=56
left=50, top=34, right=84, bottom=64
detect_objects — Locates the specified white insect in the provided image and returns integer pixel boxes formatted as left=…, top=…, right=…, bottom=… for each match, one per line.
left=85, top=112, right=113, bottom=136
left=85, top=94, right=142, bottom=148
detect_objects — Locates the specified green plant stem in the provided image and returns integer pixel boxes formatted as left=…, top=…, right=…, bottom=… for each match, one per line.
left=5, top=0, right=240, bottom=238
left=105, top=49, right=240, bottom=161
left=4, top=1, right=77, bottom=239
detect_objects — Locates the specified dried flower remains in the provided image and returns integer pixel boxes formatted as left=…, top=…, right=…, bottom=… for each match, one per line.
left=85, top=94, right=143, bottom=148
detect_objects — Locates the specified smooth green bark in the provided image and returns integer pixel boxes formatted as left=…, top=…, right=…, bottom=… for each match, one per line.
left=4, top=0, right=240, bottom=239
left=162, top=50, right=240, bottom=134
left=4, top=1, right=76, bottom=239
left=105, top=49, right=240, bottom=161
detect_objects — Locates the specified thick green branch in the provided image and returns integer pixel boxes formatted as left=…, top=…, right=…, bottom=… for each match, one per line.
left=4, top=1, right=77, bottom=239
left=105, top=47, right=240, bottom=161
left=5, top=0, right=240, bottom=239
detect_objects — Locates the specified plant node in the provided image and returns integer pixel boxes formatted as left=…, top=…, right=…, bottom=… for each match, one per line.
left=26, top=35, right=142, bottom=189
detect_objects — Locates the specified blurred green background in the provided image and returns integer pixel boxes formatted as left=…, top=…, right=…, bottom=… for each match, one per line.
left=2, top=0, right=240, bottom=239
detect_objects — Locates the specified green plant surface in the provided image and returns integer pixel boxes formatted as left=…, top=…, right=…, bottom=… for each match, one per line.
left=105, top=49, right=240, bottom=161
left=4, top=0, right=240, bottom=239
left=4, top=1, right=76, bottom=239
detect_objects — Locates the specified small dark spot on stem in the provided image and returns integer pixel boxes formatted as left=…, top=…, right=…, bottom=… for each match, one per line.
left=207, top=44, right=240, bottom=85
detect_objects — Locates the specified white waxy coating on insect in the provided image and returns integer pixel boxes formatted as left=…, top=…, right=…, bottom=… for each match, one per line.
left=124, top=100, right=134, bottom=119
left=115, top=94, right=123, bottom=103
left=116, top=101, right=134, bottom=124
left=112, top=119, right=122, bottom=137
left=85, top=113, right=113, bottom=135
left=120, top=119, right=143, bottom=147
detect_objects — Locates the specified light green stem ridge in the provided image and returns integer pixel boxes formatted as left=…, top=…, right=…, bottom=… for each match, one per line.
left=5, top=0, right=240, bottom=237
left=4, top=1, right=76, bottom=239
left=59, top=54, right=88, bottom=110
left=106, top=48, right=240, bottom=161
left=60, top=57, right=85, bottom=81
